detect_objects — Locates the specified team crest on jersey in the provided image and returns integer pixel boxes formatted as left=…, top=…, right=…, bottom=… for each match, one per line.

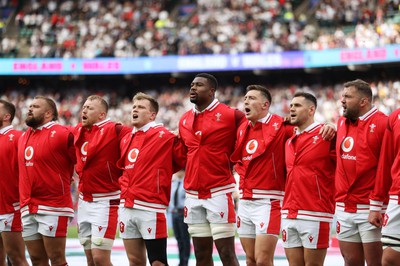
left=245, top=139, right=258, bottom=154
left=215, top=113, right=221, bottom=121
left=341, top=137, right=354, bottom=152
left=24, top=146, right=34, bottom=160
left=369, top=124, right=376, bottom=133
left=50, top=130, right=56, bottom=137
left=128, top=148, right=139, bottom=163
left=8, top=134, right=14, bottom=141
left=272, top=122, right=279, bottom=130
left=81, top=141, right=88, bottom=156
left=312, top=135, right=319, bottom=144
left=159, top=130, right=165, bottom=138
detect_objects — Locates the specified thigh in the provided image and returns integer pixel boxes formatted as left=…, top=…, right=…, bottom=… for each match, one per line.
left=123, top=238, right=146, bottom=265
left=382, top=247, right=400, bottom=266
left=284, top=247, right=304, bottom=266
left=362, top=241, right=383, bottom=266
left=25, top=239, right=49, bottom=265
left=338, top=241, right=365, bottom=266
left=0, top=234, right=5, bottom=265
left=304, top=248, right=327, bottom=266
left=255, top=234, right=278, bottom=262
left=204, top=193, right=236, bottom=224
left=42, top=235, right=66, bottom=258
left=1, top=231, right=26, bottom=255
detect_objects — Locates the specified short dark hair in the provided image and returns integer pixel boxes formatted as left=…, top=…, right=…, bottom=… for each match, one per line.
left=195, top=73, right=218, bottom=91
left=0, top=99, right=16, bottom=122
left=87, top=95, right=109, bottom=113
left=344, top=79, right=372, bottom=102
left=34, top=96, right=58, bottom=121
left=132, top=92, right=159, bottom=114
left=246, top=85, right=272, bottom=103
left=293, top=91, right=317, bottom=108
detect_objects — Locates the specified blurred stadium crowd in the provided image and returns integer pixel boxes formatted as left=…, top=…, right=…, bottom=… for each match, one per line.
left=1, top=78, right=400, bottom=131
left=0, top=0, right=400, bottom=130
left=0, top=0, right=399, bottom=58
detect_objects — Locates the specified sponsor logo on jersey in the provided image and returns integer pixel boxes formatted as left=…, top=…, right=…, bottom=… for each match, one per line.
left=245, top=139, right=258, bottom=154
left=341, top=137, right=356, bottom=160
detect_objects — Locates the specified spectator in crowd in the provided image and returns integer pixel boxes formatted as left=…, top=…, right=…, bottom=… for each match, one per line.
left=282, top=92, right=336, bottom=266
left=10, top=0, right=399, bottom=58
left=73, top=95, right=130, bottom=266
left=117, top=92, right=186, bottom=266
left=335, top=79, right=387, bottom=266
left=0, top=99, right=28, bottom=266
left=369, top=107, right=400, bottom=266
left=170, top=170, right=191, bottom=266
left=18, top=96, right=76, bottom=266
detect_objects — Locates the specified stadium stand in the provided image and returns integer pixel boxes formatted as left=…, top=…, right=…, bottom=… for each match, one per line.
left=0, top=0, right=398, bottom=58
left=1, top=74, right=399, bottom=131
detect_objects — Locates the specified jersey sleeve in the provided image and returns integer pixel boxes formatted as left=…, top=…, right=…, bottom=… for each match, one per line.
left=370, top=120, right=394, bottom=211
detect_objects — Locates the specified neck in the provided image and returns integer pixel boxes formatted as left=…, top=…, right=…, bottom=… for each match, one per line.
left=297, top=119, right=314, bottom=132
left=0, top=123, right=11, bottom=130
left=196, top=98, right=214, bottom=112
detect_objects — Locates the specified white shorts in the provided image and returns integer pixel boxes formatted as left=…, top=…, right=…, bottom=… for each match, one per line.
left=0, top=211, right=22, bottom=232
left=281, top=218, right=331, bottom=249
left=335, top=209, right=381, bottom=243
left=77, top=199, right=119, bottom=241
left=237, top=199, right=281, bottom=238
left=184, top=193, right=236, bottom=224
left=119, top=207, right=167, bottom=240
left=22, top=214, right=70, bottom=238
left=381, top=199, right=400, bottom=251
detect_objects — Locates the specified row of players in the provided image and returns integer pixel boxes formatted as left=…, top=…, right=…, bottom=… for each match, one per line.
left=0, top=73, right=399, bottom=266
